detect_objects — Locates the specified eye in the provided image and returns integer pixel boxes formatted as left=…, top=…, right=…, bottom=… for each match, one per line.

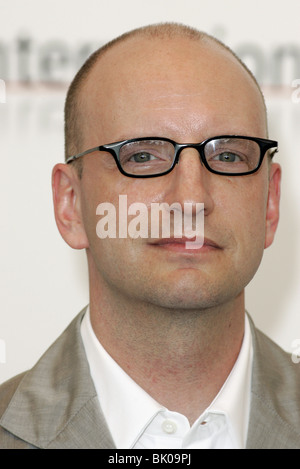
left=129, top=152, right=158, bottom=163
left=214, top=151, right=242, bottom=163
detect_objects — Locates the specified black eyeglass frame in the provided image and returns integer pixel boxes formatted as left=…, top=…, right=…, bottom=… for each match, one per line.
left=66, top=135, right=278, bottom=178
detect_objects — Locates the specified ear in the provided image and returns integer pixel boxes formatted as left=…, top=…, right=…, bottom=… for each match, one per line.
left=52, top=163, right=89, bottom=249
left=264, top=163, right=281, bottom=249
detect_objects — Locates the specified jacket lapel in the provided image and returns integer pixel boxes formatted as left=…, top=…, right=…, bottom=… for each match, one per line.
left=246, top=393, right=299, bottom=449
left=46, top=396, right=115, bottom=449
left=0, top=309, right=116, bottom=449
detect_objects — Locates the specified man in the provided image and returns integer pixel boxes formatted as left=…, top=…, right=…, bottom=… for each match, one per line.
left=0, top=23, right=299, bottom=449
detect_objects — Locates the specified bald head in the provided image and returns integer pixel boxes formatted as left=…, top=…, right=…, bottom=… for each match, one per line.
left=64, top=23, right=268, bottom=166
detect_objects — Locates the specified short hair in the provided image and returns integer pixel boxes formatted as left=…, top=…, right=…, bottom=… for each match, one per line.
left=64, top=22, right=267, bottom=173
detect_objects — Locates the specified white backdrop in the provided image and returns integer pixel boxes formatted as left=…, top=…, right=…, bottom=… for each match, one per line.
left=1, top=0, right=300, bottom=383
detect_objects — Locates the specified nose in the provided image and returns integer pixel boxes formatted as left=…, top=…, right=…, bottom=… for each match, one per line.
left=163, top=147, right=215, bottom=217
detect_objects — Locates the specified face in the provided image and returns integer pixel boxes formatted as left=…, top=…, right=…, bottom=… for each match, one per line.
left=55, top=36, right=281, bottom=313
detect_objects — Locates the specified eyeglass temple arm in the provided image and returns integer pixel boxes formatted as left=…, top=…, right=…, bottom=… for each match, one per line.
left=269, top=148, right=278, bottom=159
left=66, top=146, right=101, bottom=164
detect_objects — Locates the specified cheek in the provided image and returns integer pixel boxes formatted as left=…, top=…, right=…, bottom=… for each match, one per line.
left=80, top=171, right=163, bottom=249
left=220, top=178, right=268, bottom=262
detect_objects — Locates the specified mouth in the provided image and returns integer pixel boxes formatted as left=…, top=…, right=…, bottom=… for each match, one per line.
left=148, top=236, right=221, bottom=253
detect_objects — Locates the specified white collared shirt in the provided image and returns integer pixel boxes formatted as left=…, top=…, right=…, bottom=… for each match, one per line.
left=80, top=308, right=253, bottom=449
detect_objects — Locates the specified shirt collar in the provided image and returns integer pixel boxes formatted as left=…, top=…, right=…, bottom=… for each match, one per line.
left=202, top=313, right=253, bottom=447
left=81, top=307, right=252, bottom=448
left=80, top=308, right=163, bottom=448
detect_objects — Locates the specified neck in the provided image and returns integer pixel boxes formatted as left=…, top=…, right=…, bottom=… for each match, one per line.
left=89, top=285, right=245, bottom=424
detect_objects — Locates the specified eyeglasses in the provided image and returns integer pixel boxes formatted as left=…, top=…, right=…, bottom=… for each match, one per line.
left=66, top=135, right=278, bottom=178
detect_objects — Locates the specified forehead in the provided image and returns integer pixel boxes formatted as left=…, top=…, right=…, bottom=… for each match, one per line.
left=79, top=35, right=267, bottom=142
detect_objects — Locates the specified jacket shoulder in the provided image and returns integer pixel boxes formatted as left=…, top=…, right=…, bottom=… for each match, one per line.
left=248, top=322, right=300, bottom=448
left=0, top=308, right=113, bottom=449
left=0, top=373, right=26, bottom=417
left=0, top=373, right=36, bottom=448
left=253, top=326, right=300, bottom=392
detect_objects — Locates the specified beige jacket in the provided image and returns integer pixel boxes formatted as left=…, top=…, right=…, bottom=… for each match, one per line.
left=1, top=309, right=300, bottom=449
